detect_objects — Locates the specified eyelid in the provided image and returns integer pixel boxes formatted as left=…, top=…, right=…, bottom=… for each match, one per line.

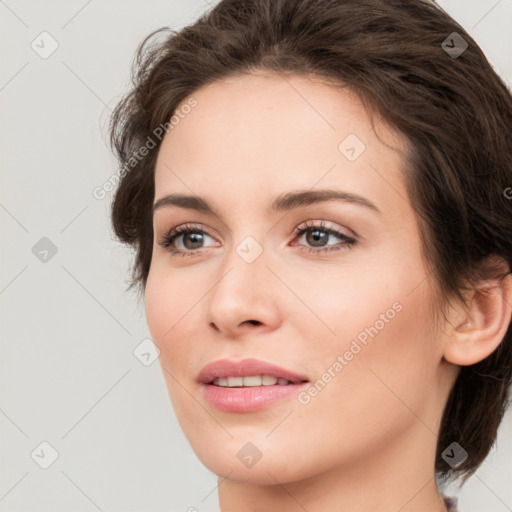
left=160, top=222, right=219, bottom=247
left=160, top=219, right=354, bottom=241
left=293, top=219, right=356, bottom=239
left=158, top=219, right=357, bottom=257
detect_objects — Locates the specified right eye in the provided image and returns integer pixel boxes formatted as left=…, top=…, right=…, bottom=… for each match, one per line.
left=158, top=223, right=218, bottom=257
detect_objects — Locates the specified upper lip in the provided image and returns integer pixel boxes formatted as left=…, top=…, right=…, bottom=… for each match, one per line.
left=197, top=358, right=309, bottom=384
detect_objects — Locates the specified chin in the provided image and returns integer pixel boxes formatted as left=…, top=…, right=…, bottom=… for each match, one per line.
left=190, top=439, right=320, bottom=485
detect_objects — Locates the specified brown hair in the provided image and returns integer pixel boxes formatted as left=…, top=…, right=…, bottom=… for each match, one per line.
left=108, top=0, right=512, bottom=484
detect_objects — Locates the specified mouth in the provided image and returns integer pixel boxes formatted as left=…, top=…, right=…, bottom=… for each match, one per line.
left=210, top=375, right=303, bottom=387
left=198, top=357, right=309, bottom=385
left=198, top=358, right=310, bottom=412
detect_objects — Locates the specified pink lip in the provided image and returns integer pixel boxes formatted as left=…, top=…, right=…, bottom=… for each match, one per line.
left=198, top=358, right=310, bottom=413
left=197, top=358, right=309, bottom=384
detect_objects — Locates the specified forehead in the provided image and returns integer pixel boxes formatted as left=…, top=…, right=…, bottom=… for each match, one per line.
left=154, top=71, right=410, bottom=215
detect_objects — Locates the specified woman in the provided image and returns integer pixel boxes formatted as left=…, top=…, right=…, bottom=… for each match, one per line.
left=108, top=0, right=512, bottom=510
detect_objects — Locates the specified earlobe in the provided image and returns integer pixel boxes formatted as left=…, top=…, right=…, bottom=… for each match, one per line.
left=443, top=273, right=512, bottom=366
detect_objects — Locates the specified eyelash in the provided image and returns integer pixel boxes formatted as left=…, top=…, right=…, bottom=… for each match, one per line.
left=157, top=220, right=356, bottom=258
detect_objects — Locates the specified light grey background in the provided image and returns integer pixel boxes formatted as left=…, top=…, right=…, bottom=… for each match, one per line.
left=1, top=1, right=511, bottom=511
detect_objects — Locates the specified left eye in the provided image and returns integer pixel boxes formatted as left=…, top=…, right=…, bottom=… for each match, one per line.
left=293, top=224, right=356, bottom=252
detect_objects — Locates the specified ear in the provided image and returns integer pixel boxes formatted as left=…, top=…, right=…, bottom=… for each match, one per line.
left=443, top=262, right=512, bottom=366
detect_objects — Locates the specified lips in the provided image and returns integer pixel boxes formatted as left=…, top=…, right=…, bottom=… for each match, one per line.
left=198, top=358, right=310, bottom=412
left=197, top=357, right=309, bottom=385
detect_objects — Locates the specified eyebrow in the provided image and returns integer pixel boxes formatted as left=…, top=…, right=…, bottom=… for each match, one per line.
left=152, top=189, right=381, bottom=216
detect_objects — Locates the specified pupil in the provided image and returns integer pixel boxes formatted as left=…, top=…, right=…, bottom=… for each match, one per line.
left=184, top=232, right=203, bottom=249
left=307, top=229, right=327, bottom=247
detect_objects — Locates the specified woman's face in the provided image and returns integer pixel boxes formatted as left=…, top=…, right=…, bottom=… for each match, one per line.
left=145, top=72, right=455, bottom=485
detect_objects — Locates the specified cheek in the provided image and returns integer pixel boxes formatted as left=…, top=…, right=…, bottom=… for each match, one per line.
left=295, top=253, right=438, bottom=403
left=144, top=271, right=199, bottom=413
left=310, top=245, right=434, bottom=359
left=144, top=266, right=215, bottom=395
left=144, top=269, right=191, bottom=360
left=286, top=261, right=421, bottom=353
left=298, top=275, right=439, bottom=428
left=144, top=271, right=168, bottom=343
left=145, top=263, right=196, bottom=336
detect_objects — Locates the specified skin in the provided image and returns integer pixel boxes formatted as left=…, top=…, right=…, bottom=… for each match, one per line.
left=145, top=71, right=512, bottom=512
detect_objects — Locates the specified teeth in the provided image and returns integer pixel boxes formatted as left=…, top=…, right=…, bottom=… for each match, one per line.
left=262, top=375, right=277, bottom=386
left=227, top=376, right=243, bottom=387
left=212, top=375, right=291, bottom=387
left=243, top=375, right=262, bottom=386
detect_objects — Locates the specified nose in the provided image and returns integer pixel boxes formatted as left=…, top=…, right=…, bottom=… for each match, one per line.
left=206, top=241, right=282, bottom=338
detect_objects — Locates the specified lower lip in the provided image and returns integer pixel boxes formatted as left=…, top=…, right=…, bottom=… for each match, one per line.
left=202, top=382, right=309, bottom=412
